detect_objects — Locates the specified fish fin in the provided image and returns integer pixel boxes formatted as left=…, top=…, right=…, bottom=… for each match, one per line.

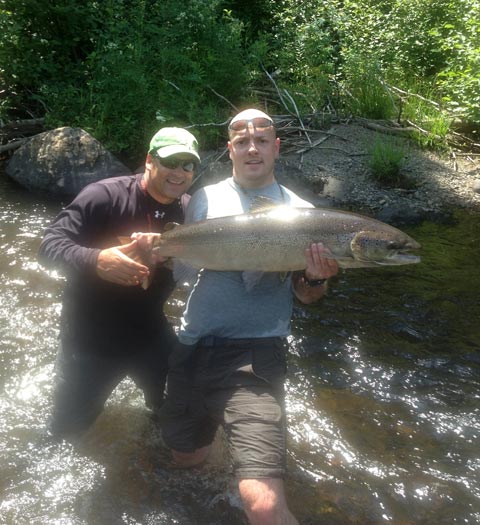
left=173, top=260, right=200, bottom=285
left=249, top=196, right=279, bottom=213
left=242, top=271, right=264, bottom=291
left=164, top=222, right=180, bottom=232
left=140, top=273, right=153, bottom=290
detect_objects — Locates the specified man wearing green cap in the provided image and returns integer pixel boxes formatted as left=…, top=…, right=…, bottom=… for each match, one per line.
left=38, top=127, right=200, bottom=439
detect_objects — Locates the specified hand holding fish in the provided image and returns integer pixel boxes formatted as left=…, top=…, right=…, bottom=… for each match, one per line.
left=96, top=240, right=150, bottom=286
left=293, top=242, right=339, bottom=304
left=130, top=232, right=167, bottom=263
left=304, top=242, right=339, bottom=281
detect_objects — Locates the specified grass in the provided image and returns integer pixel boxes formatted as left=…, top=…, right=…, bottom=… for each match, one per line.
left=366, top=134, right=415, bottom=188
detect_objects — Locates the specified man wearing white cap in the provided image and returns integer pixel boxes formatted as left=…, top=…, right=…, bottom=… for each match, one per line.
left=39, top=127, right=200, bottom=439
left=158, top=109, right=338, bottom=524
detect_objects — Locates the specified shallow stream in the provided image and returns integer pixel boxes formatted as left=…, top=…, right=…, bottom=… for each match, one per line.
left=0, top=174, right=479, bottom=524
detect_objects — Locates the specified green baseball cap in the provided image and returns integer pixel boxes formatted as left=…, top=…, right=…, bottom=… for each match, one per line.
left=149, top=127, right=200, bottom=162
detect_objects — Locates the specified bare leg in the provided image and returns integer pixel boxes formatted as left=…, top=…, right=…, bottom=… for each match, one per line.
left=170, top=446, right=211, bottom=468
left=238, top=478, right=298, bottom=525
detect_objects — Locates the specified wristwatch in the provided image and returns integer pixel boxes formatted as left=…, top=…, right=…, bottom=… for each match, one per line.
left=303, top=272, right=327, bottom=287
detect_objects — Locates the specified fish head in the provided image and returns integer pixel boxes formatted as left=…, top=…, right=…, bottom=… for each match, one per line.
left=350, top=230, right=421, bottom=266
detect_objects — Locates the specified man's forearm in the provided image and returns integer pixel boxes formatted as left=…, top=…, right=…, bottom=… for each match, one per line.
left=38, top=230, right=100, bottom=274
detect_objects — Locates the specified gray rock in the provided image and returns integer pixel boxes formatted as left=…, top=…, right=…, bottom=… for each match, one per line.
left=6, top=127, right=131, bottom=196
left=473, top=179, right=480, bottom=194
left=375, top=205, right=424, bottom=226
left=376, top=204, right=453, bottom=226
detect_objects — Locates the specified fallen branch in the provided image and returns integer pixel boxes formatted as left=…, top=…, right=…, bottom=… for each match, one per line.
left=449, top=128, right=480, bottom=149
left=356, top=118, right=417, bottom=136
left=0, top=138, right=27, bottom=153
left=385, top=84, right=441, bottom=109
left=452, top=152, right=480, bottom=157
left=191, top=147, right=228, bottom=186
left=0, top=118, right=45, bottom=156
left=261, top=64, right=297, bottom=118
left=296, top=135, right=330, bottom=154
left=185, top=119, right=231, bottom=129
left=1, top=117, right=45, bottom=131
left=281, top=126, right=348, bottom=141
left=282, top=88, right=312, bottom=147
left=405, top=119, right=431, bottom=136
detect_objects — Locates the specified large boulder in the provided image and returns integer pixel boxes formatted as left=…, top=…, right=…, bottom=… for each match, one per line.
left=6, top=127, right=131, bottom=197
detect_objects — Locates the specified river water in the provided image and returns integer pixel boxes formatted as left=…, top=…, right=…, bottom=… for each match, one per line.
left=0, top=173, right=479, bottom=525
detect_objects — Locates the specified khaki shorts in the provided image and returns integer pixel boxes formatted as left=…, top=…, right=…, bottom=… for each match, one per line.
left=160, top=337, right=288, bottom=479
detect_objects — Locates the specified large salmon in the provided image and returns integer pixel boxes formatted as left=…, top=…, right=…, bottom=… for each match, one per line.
left=145, top=206, right=421, bottom=271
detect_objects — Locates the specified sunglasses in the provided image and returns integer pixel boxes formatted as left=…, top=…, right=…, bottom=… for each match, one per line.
left=155, top=155, right=197, bottom=172
left=228, top=117, right=274, bottom=132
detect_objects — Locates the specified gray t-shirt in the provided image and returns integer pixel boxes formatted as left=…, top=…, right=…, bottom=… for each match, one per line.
left=178, top=177, right=313, bottom=345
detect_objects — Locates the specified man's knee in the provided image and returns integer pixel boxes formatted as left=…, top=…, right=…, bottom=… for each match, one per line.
left=49, top=349, right=119, bottom=439
left=170, top=446, right=210, bottom=468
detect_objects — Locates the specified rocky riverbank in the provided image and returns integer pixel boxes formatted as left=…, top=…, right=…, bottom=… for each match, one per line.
left=2, top=121, right=479, bottom=225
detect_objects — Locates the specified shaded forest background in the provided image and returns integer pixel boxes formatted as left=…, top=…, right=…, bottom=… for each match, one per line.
left=0, top=0, right=479, bottom=166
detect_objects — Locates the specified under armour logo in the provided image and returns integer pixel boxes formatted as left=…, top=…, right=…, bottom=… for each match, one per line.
left=154, top=211, right=166, bottom=219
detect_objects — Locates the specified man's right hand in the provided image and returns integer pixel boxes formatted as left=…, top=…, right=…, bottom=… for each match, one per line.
left=96, top=240, right=150, bottom=286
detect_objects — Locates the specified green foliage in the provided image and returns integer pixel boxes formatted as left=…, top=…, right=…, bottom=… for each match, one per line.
left=1, top=0, right=478, bottom=159
left=219, top=0, right=273, bottom=40
left=0, top=0, right=97, bottom=115
left=334, top=0, right=480, bottom=123
left=339, top=50, right=396, bottom=119
left=366, top=135, right=411, bottom=188
left=265, top=0, right=340, bottom=112
left=265, top=0, right=478, bottom=125
left=0, top=0, right=247, bottom=157
left=401, top=91, right=452, bottom=150
left=433, top=4, right=480, bottom=122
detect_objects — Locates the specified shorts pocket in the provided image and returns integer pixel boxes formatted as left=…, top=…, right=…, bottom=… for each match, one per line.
left=251, top=342, right=287, bottom=384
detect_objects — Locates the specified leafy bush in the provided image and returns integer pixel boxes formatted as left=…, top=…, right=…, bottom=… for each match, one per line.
left=401, top=92, right=452, bottom=150
left=265, top=0, right=340, bottom=113
left=0, top=0, right=247, bottom=158
left=334, top=0, right=480, bottom=124
left=1, top=0, right=478, bottom=160
left=264, top=0, right=479, bottom=131
left=339, top=50, right=396, bottom=119
left=0, top=1, right=97, bottom=117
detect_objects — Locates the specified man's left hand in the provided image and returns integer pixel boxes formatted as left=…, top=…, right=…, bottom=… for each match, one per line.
left=131, top=232, right=168, bottom=263
left=292, top=243, right=339, bottom=304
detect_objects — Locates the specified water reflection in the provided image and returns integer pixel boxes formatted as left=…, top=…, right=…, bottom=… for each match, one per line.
left=0, top=174, right=479, bottom=524
left=285, top=223, right=480, bottom=524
